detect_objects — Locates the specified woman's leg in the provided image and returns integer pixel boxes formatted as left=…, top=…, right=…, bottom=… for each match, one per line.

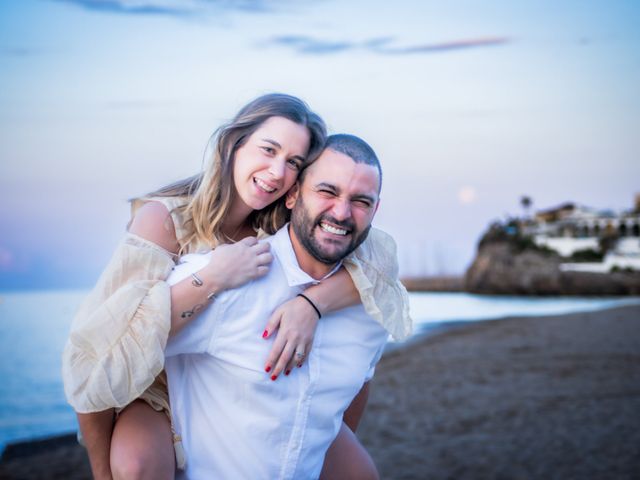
left=110, top=400, right=176, bottom=480
left=320, top=422, right=379, bottom=480
left=77, top=409, right=116, bottom=480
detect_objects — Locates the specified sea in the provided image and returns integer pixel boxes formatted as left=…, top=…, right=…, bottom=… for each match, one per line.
left=1, top=289, right=639, bottom=453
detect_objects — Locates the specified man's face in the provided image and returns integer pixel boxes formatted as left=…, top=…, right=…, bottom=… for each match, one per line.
left=286, top=148, right=380, bottom=264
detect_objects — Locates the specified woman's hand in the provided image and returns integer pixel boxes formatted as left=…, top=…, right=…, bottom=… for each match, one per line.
left=203, top=236, right=272, bottom=291
left=262, top=295, right=321, bottom=379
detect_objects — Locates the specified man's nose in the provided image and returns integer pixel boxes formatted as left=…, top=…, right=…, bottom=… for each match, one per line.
left=331, top=199, right=352, bottom=221
left=268, top=158, right=286, bottom=180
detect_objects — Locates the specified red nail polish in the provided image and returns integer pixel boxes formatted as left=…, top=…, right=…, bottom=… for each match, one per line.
left=262, top=330, right=268, bottom=339
left=297, top=364, right=302, bottom=368
left=285, top=370, right=291, bottom=376
left=271, top=375, right=277, bottom=381
left=265, top=365, right=271, bottom=373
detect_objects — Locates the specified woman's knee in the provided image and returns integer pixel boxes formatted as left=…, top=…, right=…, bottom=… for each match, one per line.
left=110, top=441, right=170, bottom=480
left=110, top=448, right=147, bottom=480
left=110, top=401, right=175, bottom=480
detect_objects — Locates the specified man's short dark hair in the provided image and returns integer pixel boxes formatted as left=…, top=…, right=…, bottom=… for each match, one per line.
left=299, top=134, right=382, bottom=191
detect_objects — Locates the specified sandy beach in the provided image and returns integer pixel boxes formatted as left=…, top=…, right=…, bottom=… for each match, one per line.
left=1, top=304, right=639, bottom=479
left=360, top=304, right=640, bottom=479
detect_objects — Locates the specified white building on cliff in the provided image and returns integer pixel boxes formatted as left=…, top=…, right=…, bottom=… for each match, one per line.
left=522, top=195, right=640, bottom=273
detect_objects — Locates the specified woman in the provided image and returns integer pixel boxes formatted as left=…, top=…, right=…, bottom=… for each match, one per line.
left=62, top=93, right=411, bottom=479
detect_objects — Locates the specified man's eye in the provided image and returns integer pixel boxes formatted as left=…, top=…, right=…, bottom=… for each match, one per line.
left=354, top=200, right=371, bottom=208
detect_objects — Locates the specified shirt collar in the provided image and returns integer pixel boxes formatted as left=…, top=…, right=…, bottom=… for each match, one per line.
left=270, top=224, right=342, bottom=287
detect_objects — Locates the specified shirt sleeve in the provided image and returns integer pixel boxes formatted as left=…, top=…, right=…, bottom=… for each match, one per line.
left=61, top=233, right=176, bottom=413
left=343, top=227, right=413, bottom=341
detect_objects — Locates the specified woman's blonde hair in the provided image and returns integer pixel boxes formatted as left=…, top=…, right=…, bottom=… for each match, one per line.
left=145, top=93, right=326, bottom=253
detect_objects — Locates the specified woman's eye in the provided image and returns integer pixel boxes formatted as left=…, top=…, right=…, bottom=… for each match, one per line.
left=261, top=146, right=275, bottom=155
left=287, top=159, right=302, bottom=170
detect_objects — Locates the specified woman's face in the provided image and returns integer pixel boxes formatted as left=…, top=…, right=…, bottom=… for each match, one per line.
left=232, top=116, right=311, bottom=213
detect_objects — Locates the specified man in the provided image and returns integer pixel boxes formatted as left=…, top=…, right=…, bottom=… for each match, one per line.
left=165, top=134, right=394, bottom=479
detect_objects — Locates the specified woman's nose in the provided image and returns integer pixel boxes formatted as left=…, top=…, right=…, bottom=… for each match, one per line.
left=268, top=158, right=286, bottom=180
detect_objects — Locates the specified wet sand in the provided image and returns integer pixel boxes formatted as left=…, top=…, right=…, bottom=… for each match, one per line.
left=1, top=305, right=639, bottom=479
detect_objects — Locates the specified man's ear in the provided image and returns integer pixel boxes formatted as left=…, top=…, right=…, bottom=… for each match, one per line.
left=285, top=183, right=300, bottom=210
left=373, top=197, right=380, bottom=216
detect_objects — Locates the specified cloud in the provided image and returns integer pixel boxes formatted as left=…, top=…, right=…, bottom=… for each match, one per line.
left=375, top=36, right=511, bottom=54
left=53, top=0, right=299, bottom=16
left=269, top=35, right=401, bottom=55
left=267, top=35, right=511, bottom=56
left=269, top=35, right=356, bottom=54
left=54, top=0, right=195, bottom=16
left=362, top=37, right=395, bottom=49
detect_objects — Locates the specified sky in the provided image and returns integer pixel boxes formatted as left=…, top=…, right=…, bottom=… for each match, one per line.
left=1, top=0, right=639, bottom=290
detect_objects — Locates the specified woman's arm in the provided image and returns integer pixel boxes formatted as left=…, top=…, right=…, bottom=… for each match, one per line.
left=303, top=268, right=359, bottom=313
left=130, top=202, right=272, bottom=337
left=167, top=237, right=272, bottom=336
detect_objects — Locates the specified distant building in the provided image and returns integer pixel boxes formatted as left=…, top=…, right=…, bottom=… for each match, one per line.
left=522, top=197, right=640, bottom=272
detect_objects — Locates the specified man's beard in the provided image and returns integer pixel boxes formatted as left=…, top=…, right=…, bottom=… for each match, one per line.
left=290, top=195, right=371, bottom=264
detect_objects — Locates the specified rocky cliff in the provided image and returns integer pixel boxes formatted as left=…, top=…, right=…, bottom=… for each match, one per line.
left=465, top=225, right=640, bottom=295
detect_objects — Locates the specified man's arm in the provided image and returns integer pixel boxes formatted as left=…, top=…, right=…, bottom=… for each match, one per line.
left=343, top=382, right=371, bottom=432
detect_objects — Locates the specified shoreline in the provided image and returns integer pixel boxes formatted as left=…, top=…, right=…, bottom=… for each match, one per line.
left=2, top=304, right=639, bottom=479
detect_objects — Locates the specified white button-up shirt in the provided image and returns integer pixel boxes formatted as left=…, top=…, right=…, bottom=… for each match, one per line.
left=165, top=225, right=389, bottom=480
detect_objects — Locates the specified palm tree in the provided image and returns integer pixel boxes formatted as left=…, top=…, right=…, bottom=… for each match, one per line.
left=520, top=195, right=532, bottom=219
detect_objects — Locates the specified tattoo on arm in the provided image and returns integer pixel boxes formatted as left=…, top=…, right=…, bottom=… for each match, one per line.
left=181, top=303, right=205, bottom=319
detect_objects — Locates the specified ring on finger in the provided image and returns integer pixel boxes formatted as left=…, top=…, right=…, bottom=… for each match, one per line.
left=295, top=350, right=305, bottom=360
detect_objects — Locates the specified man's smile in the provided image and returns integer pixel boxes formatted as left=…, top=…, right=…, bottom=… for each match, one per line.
left=319, top=221, right=349, bottom=236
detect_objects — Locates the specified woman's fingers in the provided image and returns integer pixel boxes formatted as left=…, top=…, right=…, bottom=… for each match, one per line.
left=272, top=342, right=296, bottom=379
left=239, top=236, right=258, bottom=246
left=251, top=241, right=270, bottom=254
left=249, top=242, right=271, bottom=276
left=256, top=252, right=273, bottom=267
left=264, top=328, right=286, bottom=377
left=287, top=342, right=312, bottom=370
left=266, top=336, right=311, bottom=380
left=255, top=265, right=270, bottom=278
left=261, top=295, right=318, bottom=379
left=262, top=308, right=282, bottom=340
left=286, top=343, right=307, bottom=373
left=301, top=340, right=312, bottom=367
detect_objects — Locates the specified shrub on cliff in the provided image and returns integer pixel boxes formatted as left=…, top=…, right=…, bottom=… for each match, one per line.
left=477, top=221, right=555, bottom=256
left=568, top=248, right=604, bottom=262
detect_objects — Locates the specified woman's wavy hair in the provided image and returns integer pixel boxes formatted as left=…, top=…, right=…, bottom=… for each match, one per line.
left=143, top=93, right=326, bottom=253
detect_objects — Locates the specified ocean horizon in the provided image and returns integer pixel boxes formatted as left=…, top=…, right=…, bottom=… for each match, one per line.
left=1, top=288, right=639, bottom=452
